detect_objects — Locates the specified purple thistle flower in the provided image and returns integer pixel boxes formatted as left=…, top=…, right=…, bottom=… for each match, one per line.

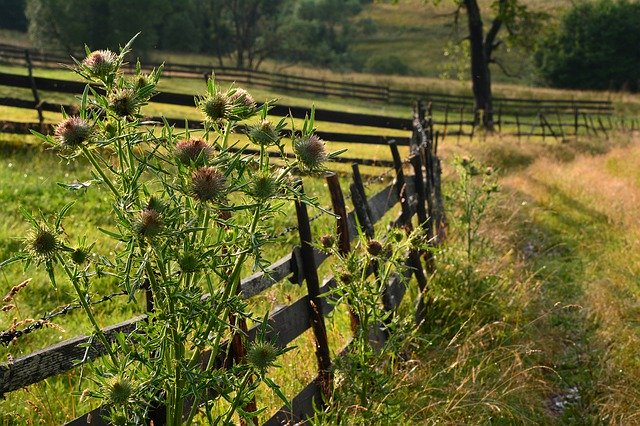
left=174, top=137, right=212, bottom=166
left=191, top=166, right=226, bottom=202
left=82, top=50, right=117, bottom=77
left=293, top=134, right=327, bottom=171
left=54, top=117, right=92, bottom=147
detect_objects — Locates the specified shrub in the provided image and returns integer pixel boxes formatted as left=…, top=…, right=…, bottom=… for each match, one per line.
left=536, top=0, right=640, bottom=91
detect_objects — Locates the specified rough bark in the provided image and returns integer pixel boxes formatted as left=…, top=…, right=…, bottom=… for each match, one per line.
left=464, top=0, right=495, bottom=129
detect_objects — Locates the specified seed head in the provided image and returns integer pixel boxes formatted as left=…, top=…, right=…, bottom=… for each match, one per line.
left=246, top=341, right=278, bottom=371
left=293, top=134, right=327, bottom=171
left=105, top=377, right=133, bottom=405
left=82, top=50, right=117, bottom=77
left=174, top=137, right=212, bottom=166
left=54, top=117, right=92, bottom=147
left=249, top=172, right=277, bottom=200
left=109, top=88, right=137, bottom=117
left=191, top=167, right=226, bottom=202
left=135, top=209, right=163, bottom=238
left=27, top=227, right=60, bottom=261
left=199, top=93, right=230, bottom=122
left=366, top=239, right=383, bottom=256
left=248, top=120, right=279, bottom=146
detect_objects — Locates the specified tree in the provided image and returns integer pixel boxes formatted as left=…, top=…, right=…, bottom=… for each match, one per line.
left=436, top=0, right=544, bottom=129
left=536, top=0, right=640, bottom=92
left=0, top=0, right=27, bottom=31
left=25, top=0, right=169, bottom=54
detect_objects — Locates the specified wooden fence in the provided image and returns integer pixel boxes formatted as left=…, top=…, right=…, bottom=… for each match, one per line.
left=0, top=43, right=613, bottom=121
left=0, top=109, right=444, bottom=424
left=0, top=70, right=415, bottom=167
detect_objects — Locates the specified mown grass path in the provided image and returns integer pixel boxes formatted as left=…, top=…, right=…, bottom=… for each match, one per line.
left=496, top=137, right=640, bottom=423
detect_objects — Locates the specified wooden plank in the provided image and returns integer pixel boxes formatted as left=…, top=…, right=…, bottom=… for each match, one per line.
left=294, top=181, right=333, bottom=402
left=0, top=316, right=145, bottom=396
left=263, top=377, right=322, bottom=426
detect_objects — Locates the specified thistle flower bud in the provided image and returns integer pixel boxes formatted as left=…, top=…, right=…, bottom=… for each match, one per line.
left=199, top=93, right=230, bottom=122
left=174, top=137, right=212, bottom=166
left=27, top=227, right=60, bottom=261
left=249, top=172, right=277, bottom=200
left=246, top=341, right=278, bottom=370
left=228, top=88, right=256, bottom=109
left=320, top=234, right=334, bottom=249
left=82, top=50, right=117, bottom=77
left=71, top=247, right=90, bottom=265
left=54, top=117, right=92, bottom=148
left=109, top=88, right=137, bottom=117
left=366, top=239, right=383, bottom=256
left=293, top=134, right=327, bottom=171
left=178, top=251, right=201, bottom=274
left=191, top=166, right=226, bottom=202
left=248, top=120, right=279, bottom=146
left=105, top=377, right=133, bottom=405
left=135, top=208, right=163, bottom=238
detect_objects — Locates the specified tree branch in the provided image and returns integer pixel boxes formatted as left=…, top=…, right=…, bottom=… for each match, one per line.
left=490, top=58, right=518, bottom=77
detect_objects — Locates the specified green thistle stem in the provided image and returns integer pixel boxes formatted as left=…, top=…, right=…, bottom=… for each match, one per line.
left=81, top=146, right=120, bottom=199
left=58, top=255, right=118, bottom=365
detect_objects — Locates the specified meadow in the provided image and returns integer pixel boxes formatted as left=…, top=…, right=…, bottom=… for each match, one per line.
left=1, top=0, right=640, bottom=421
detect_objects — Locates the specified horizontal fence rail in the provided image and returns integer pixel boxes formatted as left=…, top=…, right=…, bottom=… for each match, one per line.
left=0, top=71, right=413, bottom=157
left=0, top=43, right=613, bottom=118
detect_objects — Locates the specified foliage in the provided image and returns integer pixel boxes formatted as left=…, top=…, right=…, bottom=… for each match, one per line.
left=0, top=35, right=342, bottom=424
left=22, top=0, right=372, bottom=69
left=535, top=0, right=640, bottom=92
left=0, top=0, right=27, bottom=31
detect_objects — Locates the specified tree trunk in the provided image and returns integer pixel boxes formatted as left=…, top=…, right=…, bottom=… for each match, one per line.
left=464, top=0, right=494, bottom=130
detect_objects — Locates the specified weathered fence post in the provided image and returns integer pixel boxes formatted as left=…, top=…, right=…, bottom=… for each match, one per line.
left=389, top=141, right=428, bottom=321
left=294, top=180, right=333, bottom=403
left=24, top=50, right=44, bottom=132
left=325, top=172, right=359, bottom=333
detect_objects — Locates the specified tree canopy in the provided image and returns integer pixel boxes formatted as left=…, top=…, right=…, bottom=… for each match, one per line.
left=536, top=0, right=640, bottom=92
left=22, top=0, right=371, bottom=70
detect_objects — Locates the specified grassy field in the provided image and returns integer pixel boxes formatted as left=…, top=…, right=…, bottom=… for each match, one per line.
left=1, top=6, right=640, bottom=422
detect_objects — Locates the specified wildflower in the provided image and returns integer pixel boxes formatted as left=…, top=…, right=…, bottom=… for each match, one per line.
left=247, top=120, right=279, bottom=146
left=293, top=134, right=327, bottom=171
left=174, top=137, right=212, bottom=166
left=134, top=208, right=163, bottom=238
left=82, top=50, right=117, bottom=77
left=26, top=227, right=60, bottom=262
left=228, top=88, right=256, bottom=109
left=366, top=239, right=383, bottom=256
left=54, top=117, right=92, bottom=148
left=249, top=172, right=277, bottom=200
left=104, top=377, right=133, bottom=405
left=199, top=92, right=230, bottom=122
left=246, top=341, right=278, bottom=370
left=109, top=88, right=138, bottom=117
left=191, top=166, right=226, bottom=202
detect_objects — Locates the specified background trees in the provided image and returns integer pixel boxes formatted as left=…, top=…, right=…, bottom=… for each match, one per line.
left=536, top=0, right=640, bottom=92
left=21, top=0, right=371, bottom=69
left=436, top=0, right=545, bottom=129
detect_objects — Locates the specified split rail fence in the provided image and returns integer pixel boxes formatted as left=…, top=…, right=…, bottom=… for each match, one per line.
left=0, top=44, right=619, bottom=141
left=0, top=104, right=444, bottom=424
left=0, top=70, right=413, bottom=167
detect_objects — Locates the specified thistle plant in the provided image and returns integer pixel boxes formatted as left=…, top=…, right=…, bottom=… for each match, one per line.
left=2, top=35, right=342, bottom=425
left=318, top=227, right=423, bottom=423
